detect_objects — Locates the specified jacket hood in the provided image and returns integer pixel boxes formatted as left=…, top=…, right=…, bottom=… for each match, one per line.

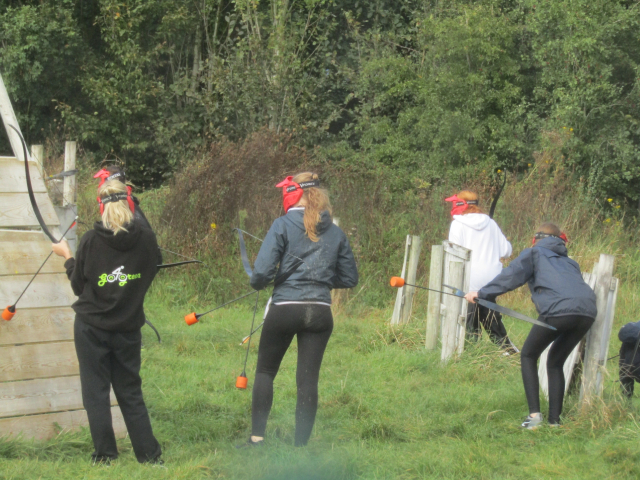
left=93, top=221, right=141, bottom=252
left=535, top=236, right=568, bottom=256
left=452, top=213, right=490, bottom=231
left=284, top=208, right=333, bottom=235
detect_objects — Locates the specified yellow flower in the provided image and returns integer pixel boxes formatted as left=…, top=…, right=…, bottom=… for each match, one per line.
left=210, top=223, right=217, bottom=229
left=528, top=163, right=532, bottom=167
left=570, top=128, right=573, bottom=131
left=563, top=126, right=566, bottom=129
left=615, top=205, right=621, bottom=209
left=497, top=169, right=502, bottom=173
left=604, top=218, right=611, bottom=223
left=607, top=198, right=613, bottom=202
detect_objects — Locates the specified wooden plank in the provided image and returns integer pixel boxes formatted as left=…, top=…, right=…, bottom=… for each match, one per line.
left=0, top=307, right=74, bottom=346
left=400, top=235, right=422, bottom=324
left=441, top=254, right=464, bottom=363
left=0, top=341, right=78, bottom=382
left=0, top=156, right=47, bottom=193
left=0, top=405, right=126, bottom=440
left=0, top=273, right=75, bottom=310
left=0, top=192, right=59, bottom=227
left=0, top=230, right=67, bottom=275
left=426, top=245, right=444, bottom=350
left=581, top=254, right=616, bottom=406
left=391, top=235, right=411, bottom=324
left=0, top=376, right=117, bottom=418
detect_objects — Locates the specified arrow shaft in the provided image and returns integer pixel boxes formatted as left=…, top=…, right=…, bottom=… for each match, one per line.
left=198, top=290, right=258, bottom=318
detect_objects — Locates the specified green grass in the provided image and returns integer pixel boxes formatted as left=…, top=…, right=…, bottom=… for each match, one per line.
left=1, top=285, right=639, bottom=479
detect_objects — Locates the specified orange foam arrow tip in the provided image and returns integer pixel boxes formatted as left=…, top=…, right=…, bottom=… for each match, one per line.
left=2, top=306, right=15, bottom=321
left=236, top=375, right=248, bottom=389
left=389, top=277, right=405, bottom=288
left=185, top=312, right=198, bottom=326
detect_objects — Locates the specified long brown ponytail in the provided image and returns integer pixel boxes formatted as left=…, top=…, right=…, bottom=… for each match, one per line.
left=292, top=172, right=331, bottom=242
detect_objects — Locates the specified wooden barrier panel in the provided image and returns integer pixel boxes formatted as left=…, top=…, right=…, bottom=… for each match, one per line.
left=0, top=273, right=76, bottom=309
left=425, top=245, right=444, bottom=350
left=0, top=341, right=78, bottom=382
left=0, top=307, right=74, bottom=346
left=0, top=230, right=67, bottom=276
left=0, top=406, right=126, bottom=440
left=440, top=241, right=471, bottom=362
left=0, top=376, right=117, bottom=418
left=0, top=192, right=59, bottom=228
left=0, top=156, right=47, bottom=193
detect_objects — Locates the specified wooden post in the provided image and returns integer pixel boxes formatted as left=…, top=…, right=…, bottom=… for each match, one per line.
left=580, top=254, right=616, bottom=406
left=31, top=145, right=44, bottom=176
left=0, top=72, right=26, bottom=161
left=399, top=235, right=422, bottom=324
left=440, top=241, right=471, bottom=362
left=391, top=236, right=411, bottom=325
left=63, top=141, right=76, bottom=207
left=425, top=245, right=444, bottom=350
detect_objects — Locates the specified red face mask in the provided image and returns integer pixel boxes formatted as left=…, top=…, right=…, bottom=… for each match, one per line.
left=531, top=232, right=569, bottom=246
left=445, top=195, right=477, bottom=217
left=275, top=176, right=320, bottom=213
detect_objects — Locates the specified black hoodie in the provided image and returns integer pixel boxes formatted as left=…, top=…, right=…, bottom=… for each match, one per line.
left=64, top=221, right=162, bottom=332
left=250, top=208, right=358, bottom=303
left=478, top=236, right=597, bottom=319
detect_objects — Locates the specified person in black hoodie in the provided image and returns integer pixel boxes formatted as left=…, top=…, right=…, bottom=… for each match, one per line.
left=244, top=172, right=358, bottom=447
left=618, top=320, right=640, bottom=397
left=465, top=222, right=597, bottom=429
left=52, top=179, right=163, bottom=464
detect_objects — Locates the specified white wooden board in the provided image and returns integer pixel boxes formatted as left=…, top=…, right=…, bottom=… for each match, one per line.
left=0, top=273, right=75, bottom=309
left=0, top=405, right=126, bottom=440
left=0, top=156, right=47, bottom=193
left=0, top=307, right=74, bottom=346
left=0, top=230, right=67, bottom=275
left=0, top=192, right=59, bottom=227
left=0, top=376, right=117, bottom=418
left=0, top=341, right=79, bottom=382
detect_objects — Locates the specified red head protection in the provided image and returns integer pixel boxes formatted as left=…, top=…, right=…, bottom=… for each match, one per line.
left=275, top=176, right=320, bottom=213
left=532, top=232, right=569, bottom=246
left=445, top=194, right=478, bottom=217
left=94, top=168, right=135, bottom=214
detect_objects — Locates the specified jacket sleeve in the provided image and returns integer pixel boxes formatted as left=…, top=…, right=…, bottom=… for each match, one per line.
left=619, top=321, right=640, bottom=344
left=478, top=248, right=534, bottom=299
left=333, top=232, right=358, bottom=289
left=64, top=236, right=88, bottom=296
left=250, top=220, right=286, bottom=290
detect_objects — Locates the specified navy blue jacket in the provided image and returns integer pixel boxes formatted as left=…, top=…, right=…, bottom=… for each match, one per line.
left=250, top=208, right=358, bottom=303
left=478, top=236, right=597, bottom=319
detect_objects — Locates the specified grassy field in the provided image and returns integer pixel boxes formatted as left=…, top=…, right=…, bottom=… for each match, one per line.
left=0, top=281, right=639, bottom=480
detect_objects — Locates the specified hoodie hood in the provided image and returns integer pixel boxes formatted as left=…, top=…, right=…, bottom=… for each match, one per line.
left=534, top=236, right=568, bottom=257
left=452, top=213, right=491, bottom=231
left=283, top=208, right=333, bottom=235
left=93, top=221, right=141, bottom=252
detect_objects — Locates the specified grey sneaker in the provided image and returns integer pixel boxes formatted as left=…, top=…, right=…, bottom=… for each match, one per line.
left=521, top=415, right=543, bottom=430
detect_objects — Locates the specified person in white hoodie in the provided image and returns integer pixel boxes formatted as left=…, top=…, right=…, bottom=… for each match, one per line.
left=446, top=190, right=518, bottom=353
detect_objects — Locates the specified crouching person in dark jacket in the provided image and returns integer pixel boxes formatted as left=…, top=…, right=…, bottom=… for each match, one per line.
left=243, top=172, right=358, bottom=447
left=465, top=222, right=596, bottom=429
left=618, top=321, right=640, bottom=398
left=52, top=179, right=163, bottom=465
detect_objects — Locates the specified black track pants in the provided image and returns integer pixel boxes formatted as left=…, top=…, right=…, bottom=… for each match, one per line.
left=74, top=319, right=161, bottom=463
left=520, top=315, right=594, bottom=423
left=466, top=301, right=516, bottom=350
left=251, top=303, right=333, bottom=446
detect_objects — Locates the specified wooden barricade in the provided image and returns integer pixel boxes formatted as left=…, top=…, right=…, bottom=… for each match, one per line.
left=391, top=235, right=422, bottom=325
left=0, top=154, right=125, bottom=439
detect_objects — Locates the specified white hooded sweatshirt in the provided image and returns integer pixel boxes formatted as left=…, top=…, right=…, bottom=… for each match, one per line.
left=448, top=213, right=512, bottom=292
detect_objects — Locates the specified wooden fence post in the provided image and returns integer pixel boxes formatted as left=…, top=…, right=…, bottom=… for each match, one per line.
left=399, top=235, right=422, bottom=324
left=440, top=241, right=471, bottom=362
left=63, top=141, right=76, bottom=207
left=580, top=254, right=616, bottom=406
left=30, top=145, right=44, bottom=176
left=425, top=245, right=444, bottom=350
left=391, top=235, right=411, bottom=325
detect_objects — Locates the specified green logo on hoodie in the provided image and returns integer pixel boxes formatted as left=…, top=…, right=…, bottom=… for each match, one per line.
left=98, top=266, right=141, bottom=287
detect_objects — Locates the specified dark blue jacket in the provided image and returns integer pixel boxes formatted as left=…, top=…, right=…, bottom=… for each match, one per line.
left=478, top=236, right=597, bottom=319
left=250, top=209, right=358, bottom=303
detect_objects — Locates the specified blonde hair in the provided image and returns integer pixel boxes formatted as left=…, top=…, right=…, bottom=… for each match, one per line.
left=98, top=180, right=134, bottom=234
left=457, top=190, right=484, bottom=215
left=293, top=172, right=331, bottom=242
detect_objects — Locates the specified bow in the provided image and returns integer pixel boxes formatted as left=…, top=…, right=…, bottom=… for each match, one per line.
left=9, top=125, right=59, bottom=242
left=488, top=168, right=507, bottom=219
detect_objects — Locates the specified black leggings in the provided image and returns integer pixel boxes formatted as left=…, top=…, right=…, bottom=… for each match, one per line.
left=466, top=301, right=515, bottom=349
left=521, top=315, right=594, bottom=423
left=251, top=303, right=333, bottom=446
